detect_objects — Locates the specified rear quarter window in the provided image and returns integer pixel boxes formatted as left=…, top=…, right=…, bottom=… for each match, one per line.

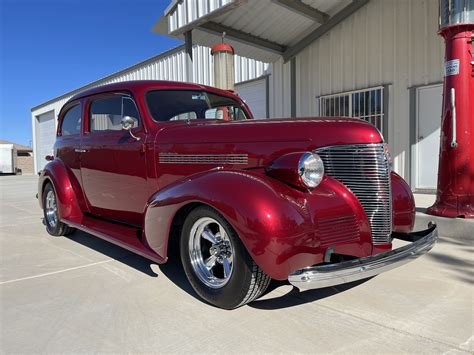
left=60, top=104, right=82, bottom=136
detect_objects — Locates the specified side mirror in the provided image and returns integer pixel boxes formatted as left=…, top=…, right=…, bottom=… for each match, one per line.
left=121, top=116, right=135, bottom=130
left=121, top=116, right=140, bottom=141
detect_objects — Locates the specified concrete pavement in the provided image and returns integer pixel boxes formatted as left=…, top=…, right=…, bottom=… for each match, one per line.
left=414, top=193, right=474, bottom=240
left=1, top=175, right=472, bottom=353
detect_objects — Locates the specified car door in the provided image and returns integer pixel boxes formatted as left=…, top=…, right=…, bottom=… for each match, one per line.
left=55, top=102, right=89, bottom=212
left=79, top=93, right=148, bottom=226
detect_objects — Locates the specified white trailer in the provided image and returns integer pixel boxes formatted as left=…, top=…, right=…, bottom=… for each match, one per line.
left=0, top=144, right=17, bottom=174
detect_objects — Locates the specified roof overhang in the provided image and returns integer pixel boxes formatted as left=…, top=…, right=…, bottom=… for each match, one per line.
left=153, top=0, right=369, bottom=63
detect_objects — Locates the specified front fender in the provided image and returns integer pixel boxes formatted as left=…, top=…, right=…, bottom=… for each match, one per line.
left=38, top=159, right=82, bottom=223
left=391, top=171, right=415, bottom=233
left=144, top=169, right=372, bottom=280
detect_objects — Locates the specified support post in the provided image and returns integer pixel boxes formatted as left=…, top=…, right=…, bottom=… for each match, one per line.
left=184, top=30, right=193, bottom=82
left=290, top=57, right=296, bottom=118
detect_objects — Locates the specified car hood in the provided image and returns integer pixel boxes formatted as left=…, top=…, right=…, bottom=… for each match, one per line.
left=155, top=117, right=383, bottom=168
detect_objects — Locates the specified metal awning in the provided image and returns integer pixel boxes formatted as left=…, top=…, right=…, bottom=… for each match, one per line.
left=152, top=0, right=369, bottom=62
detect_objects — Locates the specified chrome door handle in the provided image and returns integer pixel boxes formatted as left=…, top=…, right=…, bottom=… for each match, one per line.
left=74, top=148, right=88, bottom=153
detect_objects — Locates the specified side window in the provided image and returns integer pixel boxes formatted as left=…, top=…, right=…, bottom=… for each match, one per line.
left=90, top=96, right=140, bottom=132
left=61, top=104, right=82, bottom=136
left=122, top=97, right=140, bottom=124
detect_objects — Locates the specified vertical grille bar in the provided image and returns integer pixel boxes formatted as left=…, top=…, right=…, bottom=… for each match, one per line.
left=315, top=143, right=392, bottom=244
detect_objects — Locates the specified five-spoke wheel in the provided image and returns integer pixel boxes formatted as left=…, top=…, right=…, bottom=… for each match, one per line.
left=180, top=206, right=271, bottom=309
left=45, top=189, right=58, bottom=229
left=188, top=217, right=234, bottom=289
left=42, top=183, right=75, bottom=237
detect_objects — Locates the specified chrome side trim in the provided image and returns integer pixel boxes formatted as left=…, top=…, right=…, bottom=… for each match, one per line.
left=159, top=153, right=248, bottom=165
left=288, top=224, right=438, bottom=290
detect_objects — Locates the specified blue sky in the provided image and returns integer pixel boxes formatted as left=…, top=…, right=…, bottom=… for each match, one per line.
left=0, top=0, right=181, bottom=146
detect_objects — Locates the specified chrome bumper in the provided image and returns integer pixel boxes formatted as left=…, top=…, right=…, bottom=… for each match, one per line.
left=288, top=223, right=438, bottom=290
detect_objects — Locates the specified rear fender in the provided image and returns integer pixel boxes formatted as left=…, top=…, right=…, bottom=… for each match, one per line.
left=143, top=169, right=372, bottom=280
left=38, top=159, right=82, bottom=223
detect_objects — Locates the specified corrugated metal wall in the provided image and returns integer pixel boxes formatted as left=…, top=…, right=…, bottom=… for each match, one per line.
left=31, top=44, right=269, bottom=172
left=168, top=0, right=236, bottom=33
left=269, top=0, right=444, bottom=180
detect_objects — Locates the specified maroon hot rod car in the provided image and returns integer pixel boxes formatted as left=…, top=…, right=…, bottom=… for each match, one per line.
left=38, top=80, right=437, bottom=309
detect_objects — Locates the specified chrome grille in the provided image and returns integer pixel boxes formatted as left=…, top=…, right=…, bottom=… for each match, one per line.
left=315, top=143, right=392, bottom=244
left=318, top=215, right=360, bottom=246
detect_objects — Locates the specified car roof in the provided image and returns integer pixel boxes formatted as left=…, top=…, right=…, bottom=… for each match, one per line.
left=68, top=80, right=237, bottom=102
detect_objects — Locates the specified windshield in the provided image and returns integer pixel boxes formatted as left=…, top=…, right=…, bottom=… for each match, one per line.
left=146, top=90, right=249, bottom=122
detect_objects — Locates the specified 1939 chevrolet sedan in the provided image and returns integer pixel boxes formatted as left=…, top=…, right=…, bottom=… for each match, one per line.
left=38, top=80, right=437, bottom=309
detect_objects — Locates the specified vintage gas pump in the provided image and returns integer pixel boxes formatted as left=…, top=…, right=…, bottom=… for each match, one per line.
left=211, top=33, right=235, bottom=91
left=427, top=0, right=474, bottom=218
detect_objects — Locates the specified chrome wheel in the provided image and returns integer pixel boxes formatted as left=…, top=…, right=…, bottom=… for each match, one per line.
left=45, top=190, right=58, bottom=228
left=188, top=217, right=234, bottom=289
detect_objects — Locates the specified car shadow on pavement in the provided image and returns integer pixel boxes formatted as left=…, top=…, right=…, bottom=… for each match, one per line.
left=248, top=279, right=370, bottom=310
left=65, top=230, right=371, bottom=308
left=66, top=230, right=203, bottom=302
left=66, top=231, right=159, bottom=278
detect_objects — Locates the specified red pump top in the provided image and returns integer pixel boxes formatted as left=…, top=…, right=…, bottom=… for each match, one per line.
left=211, top=43, right=234, bottom=55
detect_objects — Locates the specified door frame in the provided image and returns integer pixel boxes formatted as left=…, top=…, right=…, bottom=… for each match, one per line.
left=409, top=82, right=443, bottom=193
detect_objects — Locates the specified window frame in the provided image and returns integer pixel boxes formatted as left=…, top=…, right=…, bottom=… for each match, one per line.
left=144, top=88, right=251, bottom=123
left=319, top=86, right=386, bottom=136
left=85, top=92, right=142, bottom=135
left=58, top=102, right=82, bottom=137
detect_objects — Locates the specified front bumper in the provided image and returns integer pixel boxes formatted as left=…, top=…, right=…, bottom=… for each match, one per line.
left=288, top=223, right=438, bottom=290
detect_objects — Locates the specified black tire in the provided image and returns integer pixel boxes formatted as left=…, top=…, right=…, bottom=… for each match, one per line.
left=180, top=206, right=271, bottom=309
left=42, top=183, right=75, bottom=237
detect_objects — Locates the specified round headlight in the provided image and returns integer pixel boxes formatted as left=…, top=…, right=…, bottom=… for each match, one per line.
left=298, top=152, right=324, bottom=188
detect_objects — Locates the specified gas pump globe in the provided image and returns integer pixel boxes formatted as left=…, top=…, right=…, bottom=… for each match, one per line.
left=427, top=0, right=474, bottom=218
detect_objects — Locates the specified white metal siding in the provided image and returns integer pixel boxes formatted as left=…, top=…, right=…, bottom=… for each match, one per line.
left=270, top=0, right=444, bottom=180
left=235, top=78, right=267, bottom=118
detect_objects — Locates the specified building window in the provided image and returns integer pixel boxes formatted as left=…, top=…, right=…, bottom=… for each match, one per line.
left=319, top=86, right=385, bottom=135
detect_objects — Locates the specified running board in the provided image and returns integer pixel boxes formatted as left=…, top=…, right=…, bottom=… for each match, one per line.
left=63, top=215, right=166, bottom=264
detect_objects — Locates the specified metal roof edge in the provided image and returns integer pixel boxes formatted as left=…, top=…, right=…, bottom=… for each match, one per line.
left=164, top=0, right=181, bottom=16
left=31, top=44, right=186, bottom=112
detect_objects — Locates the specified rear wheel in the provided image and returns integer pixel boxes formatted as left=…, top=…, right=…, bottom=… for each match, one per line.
left=180, top=206, right=270, bottom=309
left=43, top=183, right=75, bottom=236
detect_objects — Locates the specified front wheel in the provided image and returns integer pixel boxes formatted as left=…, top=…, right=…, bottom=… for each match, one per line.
left=180, top=206, right=271, bottom=309
left=42, top=183, right=75, bottom=237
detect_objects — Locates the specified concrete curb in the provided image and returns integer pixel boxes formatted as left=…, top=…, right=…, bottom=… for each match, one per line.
left=414, top=210, right=474, bottom=240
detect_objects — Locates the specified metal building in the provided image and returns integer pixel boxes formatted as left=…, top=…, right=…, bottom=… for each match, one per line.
left=154, top=0, right=445, bottom=191
left=31, top=44, right=269, bottom=173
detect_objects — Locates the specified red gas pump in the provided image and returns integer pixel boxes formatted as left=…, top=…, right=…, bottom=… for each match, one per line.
left=427, top=0, right=474, bottom=218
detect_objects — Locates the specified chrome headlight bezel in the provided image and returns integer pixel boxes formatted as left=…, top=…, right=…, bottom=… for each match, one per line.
left=298, top=152, right=325, bottom=188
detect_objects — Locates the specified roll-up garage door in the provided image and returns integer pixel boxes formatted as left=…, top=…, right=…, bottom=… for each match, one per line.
left=35, top=111, right=56, bottom=172
left=235, top=78, right=267, bottom=119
